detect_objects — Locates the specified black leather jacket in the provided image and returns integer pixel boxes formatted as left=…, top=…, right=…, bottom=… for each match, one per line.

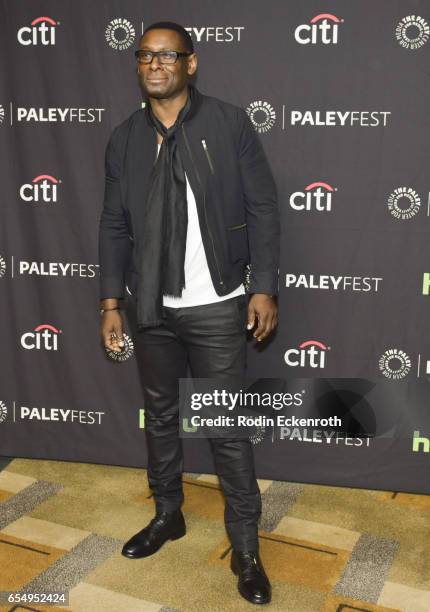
left=98, top=85, right=280, bottom=301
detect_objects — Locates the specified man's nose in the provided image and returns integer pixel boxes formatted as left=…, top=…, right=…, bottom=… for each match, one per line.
left=150, top=55, right=162, bottom=69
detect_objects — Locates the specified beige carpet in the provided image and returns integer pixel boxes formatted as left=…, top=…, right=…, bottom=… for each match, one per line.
left=0, top=458, right=429, bottom=611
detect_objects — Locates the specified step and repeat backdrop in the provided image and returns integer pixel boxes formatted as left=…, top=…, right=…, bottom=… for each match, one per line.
left=1, top=1, right=430, bottom=493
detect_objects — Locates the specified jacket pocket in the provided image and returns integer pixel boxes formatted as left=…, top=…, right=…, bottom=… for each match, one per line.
left=226, top=224, right=249, bottom=263
left=201, top=139, right=215, bottom=175
left=227, top=222, right=247, bottom=231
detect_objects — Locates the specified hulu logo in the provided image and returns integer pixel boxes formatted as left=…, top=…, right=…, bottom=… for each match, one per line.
left=139, top=411, right=198, bottom=432
left=422, top=273, right=430, bottom=295
left=182, top=418, right=198, bottom=433
left=412, top=431, right=430, bottom=453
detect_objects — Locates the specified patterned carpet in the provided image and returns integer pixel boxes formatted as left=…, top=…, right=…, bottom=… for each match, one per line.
left=0, top=458, right=429, bottom=611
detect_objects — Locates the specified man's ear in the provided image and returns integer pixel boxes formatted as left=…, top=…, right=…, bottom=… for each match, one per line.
left=187, top=54, right=198, bottom=76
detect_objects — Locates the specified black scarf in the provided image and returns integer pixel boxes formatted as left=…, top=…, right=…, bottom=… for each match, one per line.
left=137, top=84, right=195, bottom=329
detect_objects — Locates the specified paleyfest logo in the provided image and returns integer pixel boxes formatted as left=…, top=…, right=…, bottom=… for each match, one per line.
left=395, top=15, right=429, bottom=50
left=379, top=348, right=411, bottom=380
left=289, top=181, right=336, bottom=212
left=184, top=26, right=245, bottom=43
left=295, top=13, right=343, bottom=45
left=290, top=110, right=391, bottom=127
left=105, top=18, right=135, bottom=50
left=245, top=101, right=276, bottom=133
left=17, top=16, right=59, bottom=46
left=16, top=107, right=105, bottom=123
left=284, top=340, right=329, bottom=369
left=20, top=174, right=61, bottom=203
left=387, top=187, right=421, bottom=220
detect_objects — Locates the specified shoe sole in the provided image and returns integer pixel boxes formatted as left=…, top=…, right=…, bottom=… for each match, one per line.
left=122, top=527, right=186, bottom=559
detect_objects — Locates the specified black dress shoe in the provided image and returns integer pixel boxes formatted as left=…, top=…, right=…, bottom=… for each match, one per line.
left=231, top=549, right=271, bottom=604
left=121, top=509, right=186, bottom=559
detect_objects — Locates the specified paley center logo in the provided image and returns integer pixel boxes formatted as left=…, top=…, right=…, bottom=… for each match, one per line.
left=379, top=348, right=411, bottom=380
left=284, top=340, right=329, bottom=369
left=290, top=181, right=336, bottom=212
left=245, top=101, right=276, bottom=133
left=0, top=401, right=7, bottom=423
left=294, top=13, right=344, bottom=45
left=21, top=324, right=62, bottom=351
left=387, top=186, right=423, bottom=220
left=0, top=255, right=6, bottom=277
left=105, top=18, right=135, bottom=50
left=20, top=174, right=61, bottom=203
left=105, top=332, right=135, bottom=362
left=0, top=105, right=5, bottom=124
left=17, top=16, right=59, bottom=46
left=395, top=15, right=429, bottom=50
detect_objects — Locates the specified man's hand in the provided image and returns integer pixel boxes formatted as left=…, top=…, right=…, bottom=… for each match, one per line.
left=247, top=294, right=278, bottom=342
left=100, top=310, right=125, bottom=353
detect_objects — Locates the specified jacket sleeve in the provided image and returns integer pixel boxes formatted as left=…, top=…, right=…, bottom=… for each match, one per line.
left=236, top=107, right=280, bottom=296
left=98, top=126, right=132, bottom=300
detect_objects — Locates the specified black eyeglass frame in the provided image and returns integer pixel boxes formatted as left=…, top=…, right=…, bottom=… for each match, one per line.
left=134, top=49, right=194, bottom=64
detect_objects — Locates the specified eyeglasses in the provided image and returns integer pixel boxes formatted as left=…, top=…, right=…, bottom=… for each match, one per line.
left=134, top=49, right=193, bottom=65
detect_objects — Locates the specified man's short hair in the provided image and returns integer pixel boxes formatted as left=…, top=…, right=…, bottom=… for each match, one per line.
left=142, top=21, right=194, bottom=54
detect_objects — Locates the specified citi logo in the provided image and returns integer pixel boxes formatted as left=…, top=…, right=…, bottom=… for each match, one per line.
left=290, top=181, right=336, bottom=212
left=412, top=431, right=430, bottom=453
left=21, top=324, right=62, bottom=351
left=284, top=340, right=329, bottom=369
left=17, top=16, right=59, bottom=46
left=20, top=175, right=60, bottom=203
left=294, top=13, right=343, bottom=45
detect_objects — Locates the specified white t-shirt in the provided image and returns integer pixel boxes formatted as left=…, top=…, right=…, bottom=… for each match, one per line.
left=156, top=143, right=245, bottom=307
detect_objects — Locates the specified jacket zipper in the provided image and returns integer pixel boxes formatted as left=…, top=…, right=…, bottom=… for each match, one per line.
left=153, top=127, right=160, bottom=164
left=182, top=124, right=224, bottom=287
left=201, top=139, right=215, bottom=175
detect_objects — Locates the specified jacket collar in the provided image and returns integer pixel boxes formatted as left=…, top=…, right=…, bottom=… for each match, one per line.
left=143, top=82, right=203, bottom=127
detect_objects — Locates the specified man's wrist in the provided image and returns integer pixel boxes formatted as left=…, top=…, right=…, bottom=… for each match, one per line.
left=100, top=298, right=121, bottom=309
left=252, top=292, right=275, bottom=298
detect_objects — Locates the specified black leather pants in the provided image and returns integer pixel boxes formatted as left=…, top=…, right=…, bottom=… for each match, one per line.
left=124, top=293, right=262, bottom=551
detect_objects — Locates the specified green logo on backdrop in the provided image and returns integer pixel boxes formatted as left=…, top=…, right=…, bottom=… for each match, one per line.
left=412, top=430, right=430, bottom=453
left=422, top=273, right=430, bottom=295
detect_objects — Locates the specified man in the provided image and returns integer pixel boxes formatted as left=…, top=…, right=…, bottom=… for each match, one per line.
left=98, top=21, right=279, bottom=605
